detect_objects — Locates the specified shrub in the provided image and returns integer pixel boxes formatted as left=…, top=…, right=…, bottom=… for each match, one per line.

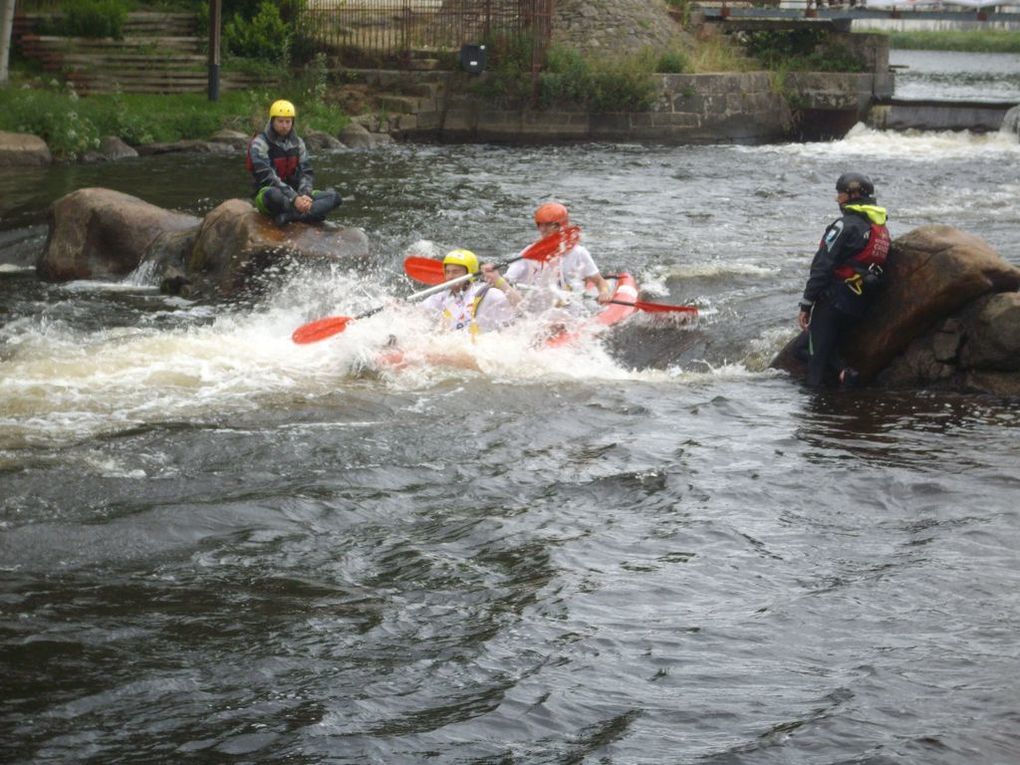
left=0, top=84, right=100, bottom=160
left=541, top=46, right=658, bottom=112
left=656, top=49, right=689, bottom=74
left=738, top=29, right=868, bottom=72
left=224, top=0, right=291, bottom=64
left=52, top=0, right=132, bottom=40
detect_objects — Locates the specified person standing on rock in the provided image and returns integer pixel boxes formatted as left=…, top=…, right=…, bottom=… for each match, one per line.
left=247, top=99, right=342, bottom=226
left=794, top=172, right=890, bottom=388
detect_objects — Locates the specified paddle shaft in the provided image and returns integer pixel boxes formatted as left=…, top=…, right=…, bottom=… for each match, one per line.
left=337, top=271, right=477, bottom=322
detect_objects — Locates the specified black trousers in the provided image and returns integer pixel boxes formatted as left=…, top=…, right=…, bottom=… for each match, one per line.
left=793, top=299, right=859, bottom=387
left=258, top=187, right=342, bottom=223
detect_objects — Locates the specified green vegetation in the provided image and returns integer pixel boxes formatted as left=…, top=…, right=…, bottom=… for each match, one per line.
left=885, top=29, right=1020, bottom=53
left=474, top=40, right=667, bottom=112
left=37, top=0, right=132, bottom=39
left=197, top=0, right=312, bottom=66
left=0, top=79, right=347, bottom=161
left=687, top=34, right=757, bottom=73
left=738, top=29, right=869, bottom=72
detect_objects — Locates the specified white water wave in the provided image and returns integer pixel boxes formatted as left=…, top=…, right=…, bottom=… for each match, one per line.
left=747, top=123, right=1020, bottom=161
left=0, top=277, right=675, bottom=447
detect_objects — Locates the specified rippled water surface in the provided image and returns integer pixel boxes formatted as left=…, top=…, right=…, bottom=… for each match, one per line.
left=891, top=49, right=1020, bottom=102
left=2, top=119, right=1020, bottom=763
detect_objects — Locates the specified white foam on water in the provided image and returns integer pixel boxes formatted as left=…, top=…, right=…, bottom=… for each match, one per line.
left=747, top=122, right=1020, bottom=162
left=1, top=272, right=677, bottom=447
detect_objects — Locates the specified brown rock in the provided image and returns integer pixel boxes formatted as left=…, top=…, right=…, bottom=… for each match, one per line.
left=186, top=199, right=370, bottom=298
left=843, top=225, right=1020, bottom=380
left=772, top=225, right=1020, bottom=390
left=958, top=292, right=1020, bottom=372
left=0, top=130, right=52, bottom=166
left=38, top=188, right=200, bottom=282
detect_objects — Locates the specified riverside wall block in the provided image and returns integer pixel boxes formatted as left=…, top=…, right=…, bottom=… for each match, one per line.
left=785, top=72, right=877, bottom=111
left=398, top=69, right=866, bottom=144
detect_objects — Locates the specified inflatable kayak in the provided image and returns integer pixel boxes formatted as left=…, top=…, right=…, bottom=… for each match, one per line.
left=376, top=272, right=640, bottom=369
left=545, top=272, right=639, bottom=347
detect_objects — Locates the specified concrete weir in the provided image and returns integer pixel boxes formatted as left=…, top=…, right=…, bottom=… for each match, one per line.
left=868, top=99, right=1020, bottom=132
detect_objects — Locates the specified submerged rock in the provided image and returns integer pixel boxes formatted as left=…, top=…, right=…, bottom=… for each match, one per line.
left=772, top=225, right=1020, bottom=395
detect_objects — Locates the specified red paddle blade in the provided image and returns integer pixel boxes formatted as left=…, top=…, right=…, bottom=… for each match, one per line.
left=403, top=256, right=446, bottom=286
left=403, top=225, right=581, bottom=286
left=522, top=224, right=581, bottom=262
left=291, top=315, right=352, bottom=344
left=633, top=299, right=699, bottom=315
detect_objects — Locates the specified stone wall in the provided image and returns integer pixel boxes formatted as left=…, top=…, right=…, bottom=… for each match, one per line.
left=393, top=69, right=889, bottom=145
left=552, top=0, right=681, bottom=52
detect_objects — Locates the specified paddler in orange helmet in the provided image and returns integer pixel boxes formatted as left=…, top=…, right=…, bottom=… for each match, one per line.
left=481, top=202, right=612, bottom=311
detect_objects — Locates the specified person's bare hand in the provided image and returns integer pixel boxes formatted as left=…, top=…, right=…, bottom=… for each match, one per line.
left=294, top=195, right=313, bottom=214
left=480, top=263, right=501, bottom=286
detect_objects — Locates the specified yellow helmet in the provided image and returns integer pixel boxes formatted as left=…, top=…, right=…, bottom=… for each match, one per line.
left=269, top=99, right=296, bottom=118
left=443, top=249, right=479, bottom=275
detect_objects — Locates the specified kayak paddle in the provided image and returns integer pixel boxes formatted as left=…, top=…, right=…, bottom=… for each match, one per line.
left=604, top=298, right=698, bottom=315
left=406, top=259, right=699, bottom=317
left=403, top=224, right=582, bottom=286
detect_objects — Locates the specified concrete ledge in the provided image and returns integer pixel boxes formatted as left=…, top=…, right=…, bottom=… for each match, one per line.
left=868, top=99, right=1019, bottom=132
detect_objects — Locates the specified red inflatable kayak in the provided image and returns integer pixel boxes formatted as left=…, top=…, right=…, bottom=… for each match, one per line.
left=545, top=272, right=639, bottom=347
left=377, top=272, right=640, bottom=369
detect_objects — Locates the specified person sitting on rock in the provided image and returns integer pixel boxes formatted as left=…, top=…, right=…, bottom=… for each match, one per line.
left=247, top=99, right=342, bottom=226
left=794, top=172, right=890, bottom=388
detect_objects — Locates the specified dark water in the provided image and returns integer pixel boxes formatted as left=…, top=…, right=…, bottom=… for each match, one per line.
left=2, top=124, right=1020, bottom=763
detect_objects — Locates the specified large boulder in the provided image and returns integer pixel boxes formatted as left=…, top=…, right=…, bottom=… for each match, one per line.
left=38, top=188, right=371, bottom=299
left=0, top=130, right=52, bottom=166
left=38, top=188, right=200, bottom=281
left=772, top=225, right=1020, bottom=393
left=182, top=199, right=370, bottom=299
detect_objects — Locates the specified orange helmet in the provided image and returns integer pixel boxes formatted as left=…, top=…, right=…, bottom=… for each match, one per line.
left=534, top=202, right=569, bottom=227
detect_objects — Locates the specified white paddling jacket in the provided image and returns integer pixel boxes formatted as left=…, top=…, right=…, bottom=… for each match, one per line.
left=421, top=282, right=514, bottom=336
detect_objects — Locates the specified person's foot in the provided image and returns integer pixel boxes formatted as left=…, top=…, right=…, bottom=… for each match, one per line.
left=839, top=367, right=860, bottom=388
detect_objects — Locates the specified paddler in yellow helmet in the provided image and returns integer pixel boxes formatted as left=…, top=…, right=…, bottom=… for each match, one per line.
left=419, top=249, right=514, bottom=335
left=246, top=99, right=343, bottom=227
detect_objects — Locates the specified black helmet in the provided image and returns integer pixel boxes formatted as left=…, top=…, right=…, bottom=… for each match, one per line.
left=836, top=172, right=875, bottom=198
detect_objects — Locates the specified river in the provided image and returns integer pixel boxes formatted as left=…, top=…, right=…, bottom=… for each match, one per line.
left=890, top=48, right=1020, bottom=103
left=2, top=91, right=1020, bottom=762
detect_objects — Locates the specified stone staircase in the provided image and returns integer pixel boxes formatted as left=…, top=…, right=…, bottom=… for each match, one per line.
left=15, top=12, right=266, bottom=95
left=342, top=68, right=452, bottom=135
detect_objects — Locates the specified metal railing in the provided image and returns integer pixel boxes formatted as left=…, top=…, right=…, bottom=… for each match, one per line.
left=298, top=0, right=554, bottom=68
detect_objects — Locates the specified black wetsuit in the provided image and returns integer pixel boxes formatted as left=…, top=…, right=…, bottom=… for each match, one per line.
left=795, top=202, right=889, bottom=387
